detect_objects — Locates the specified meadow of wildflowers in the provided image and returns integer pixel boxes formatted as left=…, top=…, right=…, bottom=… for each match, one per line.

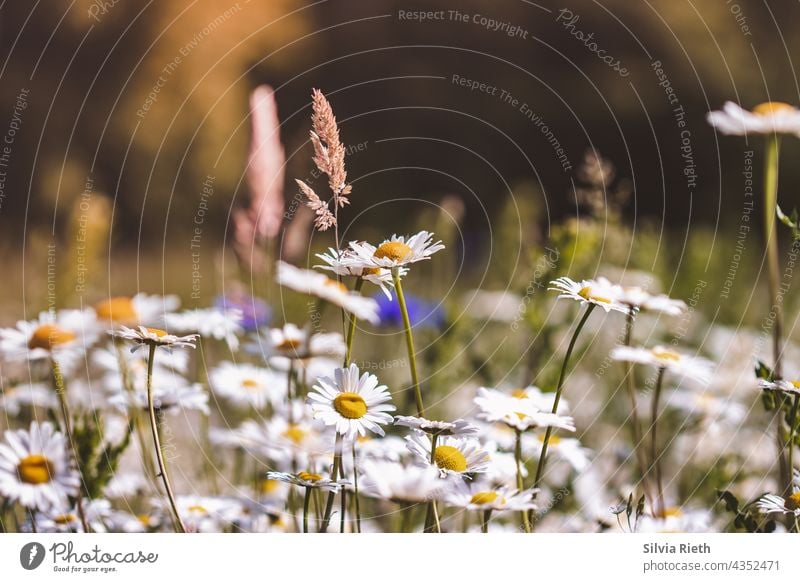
left=1, top=86, right=800, bottom=538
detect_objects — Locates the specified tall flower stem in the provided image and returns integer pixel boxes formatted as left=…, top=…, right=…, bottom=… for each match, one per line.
left=763, top=135, right=791, bottom=495
left=514, top=429, right=531, bottom=533
left=51, top=359, right=90, bottom=533
left=352, top=441, right=362, bottom=532
left=622, top=307, right=654, bottom=507
left=481, top=509, right=492, bottom=533
left=145, top=344, right=186, bottom=533
left=302, top=486, right=312, bottom=533
left=423, top=433, right=441, bottom=533
left=392, top=269, right=425, bottom=417
left=344, top=278, right=364, bottom=367
left=339, top=455, right=347, bottom=532
left=648, top=367, right=666, bottom=518
left=533, top=304, right=596, bottom=494
left=787, top=392, right=799, bottom=494
left=319, top=433, right=343, bottom=532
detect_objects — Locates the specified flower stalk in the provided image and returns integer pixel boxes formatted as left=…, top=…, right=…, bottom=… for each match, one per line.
left=392, top=268, right=425, bottom=417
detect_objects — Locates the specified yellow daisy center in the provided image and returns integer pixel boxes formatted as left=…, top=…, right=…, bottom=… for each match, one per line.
left=790, top=381, right=800, bottom=389
left=653, top=348, right=681, bottom=361
left=276, top=338, right=302, bottom=350
left=17, top=454, right=54, bottom=485
left=187, top=505, right=207, bottom=515
left=333, top=393, right=367, bottom=419
left=470, top=491, right=500, bottom=505
left=786, top=492, right=800, bottom=511
left=374, top=241, right=412, bottom=262
left=362, top=267, right=382, bottom=276
left=241, top=379, right=260, bottom=389
left=511, top=389, right=528, bottom=399
left=137, top=514, right=152, bottom=526
left=298, top=471, right=322, bottom=482
left=752, top=101, right=795, bottom=116
left=260, top=479, right=280, bottom=495
left=538, top=433, right=561, bottom=445
left=94, top=296, right=138, bottom=324
left=53, top=513, right=77, bottom=525
left=283, top=424, right=306, bottom=444
left=660, top=507, right=683, bottom=518
left=146, top=327, right=168, bottom=338
left=28, top=325, right=76, bottom=351
left=577, top=286, right=611, bottom=304
left=434, top=445, right=468, bottom=472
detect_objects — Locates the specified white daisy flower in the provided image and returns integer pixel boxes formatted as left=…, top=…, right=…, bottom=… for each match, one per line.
left=103, top=473, right=149, bottom=499
left=549, top=276, right=627, bottom=313
left=92, top=341, right=190, bottom=375
left=0, top=309, right=97, bottom=365
left=315, top=247, right=404, bottom=299
left=635, top=507, right=712, bottom=533
left=266, top=471, right=346, bottom=492
left=359, top=460, right=444, bottom=504
left=756, top=493, right=800, bottom=517
left=610, top=345, right=713, bottom=385
left=616, top=287, right=687, bottom=316
left=93, top=293, right=180, bottom=327
left=524, top=432, right=591, bottom=472
left=164, top=308, right=243, bottom=351
left=276, top=261, right=380, bottom=324
left=209, top=361, right=284, bottom=410
left=474, top=387, right=576, bottom=432
left=165, top=495, right=244, bottom=533
left=504, top=385, right=569, bottom=414
left=758, top=378, right=800, bottom=396
left=106, top=510, right=162, bottom=533
left=0, top=382, right=58, bottom=415
left=307, top=364, right=395, bottom=439
left=344, top=231, right=445, bottom=271
left=0, top=422, right=80, bottom=512
left=35, top=498, right=111, bottom=533
left=666, top=388, right=746, bottom=425
left=254, top=323, right=346, bottom=360
left=113, top=326, right=198, bottom=352
left=351, top=434, right=409, bottom=463
left=109, top=382, right=209, bottom=415
left=394, top=415, right=480, bottom=437
left=443, top=480, right=538, bottom=513
left=406, top=432, right=490, bottom=477
left=707, top=101, right=800, bottom=136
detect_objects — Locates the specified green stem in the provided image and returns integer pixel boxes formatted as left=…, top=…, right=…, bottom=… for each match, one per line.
left=533, top=304, right=596, bottom=493
left=649, top=367, right=666, bottom=518
left=319, top=433, right=343, bottom=532
left=514, top=429, right=532, bottom=533
left=51, top=359, right=90, bottom=534
left=344, top=278, right=364, bottom=367
left=352, top=441, right=361, bottom=533
left=339, top=458, right=347, bottom=533
left=481, top=509, right=492, bottom=533
left=145, top=344, right=186, bottom=533
left=303, top=487, right=311, bottom=533
left=787, top=393, right=799, bottom=497
left=764, top=134, right=783, bottom=377
left=623, top=307, right=654, bottom=508
left=423, top=433, right=442, bottom=533
left=393, top=269, right=425, bottom=417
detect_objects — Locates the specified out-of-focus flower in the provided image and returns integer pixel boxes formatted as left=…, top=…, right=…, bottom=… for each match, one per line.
left=214, top=289, right=271, bottom=332
left=276, top=261, right=380, bottom=324
left=246, top=85, right=285, bottom=240
left=707, top=101, right=800, bottom=136
left=0, top=383, right=58, bottom=415
left=0, top=422, right=80, bottom=512
left=93, top=294, right=180, bottom=327
left=209, top=361, right=284, bottom=410
left=474, top=388, right=576, bottom=432
left=610, top=345, right=713, bottom=385
left=109, top=383, right=209, bottom=415
left=359, top=460, right=444, bottom=504
left=372, top=291, right=444, bottom=329
left=165, top=308, right=243, bottom=351
left=443, top=481, right=538, bottom=513
left=266, top=471, right=346, bottom=492
left=35, top=499, right=111, bottom=533
left=616, top=287, right=687, bottom=316
left=0, top=310, right=97, bottom=365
